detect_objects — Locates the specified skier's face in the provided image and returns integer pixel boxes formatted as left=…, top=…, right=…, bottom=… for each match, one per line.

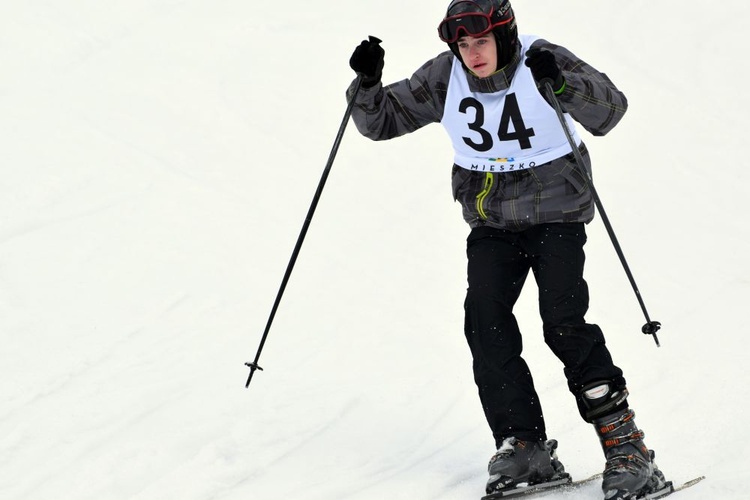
left=457, top=33, right=497, bottom=78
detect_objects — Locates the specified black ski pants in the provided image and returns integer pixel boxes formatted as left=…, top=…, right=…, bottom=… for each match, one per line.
left=463, top=223, right=625, bottom=448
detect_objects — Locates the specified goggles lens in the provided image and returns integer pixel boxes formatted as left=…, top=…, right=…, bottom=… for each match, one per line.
left=437, top=12, right=512, bottom=43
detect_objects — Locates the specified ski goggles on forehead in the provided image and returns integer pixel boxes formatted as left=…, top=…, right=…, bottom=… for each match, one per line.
left=437, top=12, right=513, bottom=43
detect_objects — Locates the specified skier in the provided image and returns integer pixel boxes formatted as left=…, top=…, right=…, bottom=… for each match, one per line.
left=347, top=1, right=667, bottom=498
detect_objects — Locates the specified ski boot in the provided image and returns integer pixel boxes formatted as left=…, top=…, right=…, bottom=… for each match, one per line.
left=593, top=409, right=668, bottom=499
left=485, top=437, right=569, bottom=495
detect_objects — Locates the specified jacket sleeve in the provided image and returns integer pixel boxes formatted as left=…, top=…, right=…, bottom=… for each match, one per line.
left=346, top=52, right=453, bottom=141
left=530, top=39, right=628, bottom=137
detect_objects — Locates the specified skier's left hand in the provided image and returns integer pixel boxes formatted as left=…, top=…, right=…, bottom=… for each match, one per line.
left=525, top=48, right=565, bottom=94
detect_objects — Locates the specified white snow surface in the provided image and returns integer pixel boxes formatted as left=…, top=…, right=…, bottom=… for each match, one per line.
left=1, top=1, right=747, bottom=499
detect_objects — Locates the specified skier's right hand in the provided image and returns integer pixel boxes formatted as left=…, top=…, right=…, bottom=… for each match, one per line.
left=349, top=36, right=384, bottom=88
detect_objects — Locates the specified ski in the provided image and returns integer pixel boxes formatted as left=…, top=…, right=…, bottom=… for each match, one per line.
left=633, top=476, right=706, bottom=500
left=674, top=475, right=706, bottom=491
left=481, top=473, right=601, bottom=499
left=480, top=474, right=704, bottom=500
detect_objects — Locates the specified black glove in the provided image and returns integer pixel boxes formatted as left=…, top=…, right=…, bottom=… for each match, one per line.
left=525, top=48, right=565, bottom=94
left=349, top=36, right=384, bottom=88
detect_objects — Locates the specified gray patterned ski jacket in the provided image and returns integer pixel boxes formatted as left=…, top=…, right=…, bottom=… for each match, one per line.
left=347, top=37, right=628, bottom=231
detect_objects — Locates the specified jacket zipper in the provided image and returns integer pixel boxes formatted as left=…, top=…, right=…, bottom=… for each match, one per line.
left=476, top=172, right=494, bottom=220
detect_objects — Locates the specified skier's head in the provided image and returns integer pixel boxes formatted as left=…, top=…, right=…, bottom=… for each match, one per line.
left=437, top=0, right=518, bottom=71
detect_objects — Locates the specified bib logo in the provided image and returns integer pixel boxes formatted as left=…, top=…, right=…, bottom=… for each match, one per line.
left=470, top=161, right=536, bottom=172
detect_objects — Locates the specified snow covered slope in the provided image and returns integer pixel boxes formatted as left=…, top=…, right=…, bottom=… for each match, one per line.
left=1, top=1, right=747, bottom=499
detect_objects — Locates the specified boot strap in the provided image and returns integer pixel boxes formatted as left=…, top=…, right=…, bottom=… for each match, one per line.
left=603, top=451, right=651, bottom=474
left=597, top=409, right=635, bottom=434
left=602, top=429, right=646, bottom=449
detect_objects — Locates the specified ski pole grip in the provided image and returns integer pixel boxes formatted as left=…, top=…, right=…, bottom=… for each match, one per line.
left=539, top=77, right=555, bottom=88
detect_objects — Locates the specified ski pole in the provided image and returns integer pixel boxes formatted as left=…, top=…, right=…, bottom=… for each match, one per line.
left=539, top=79, right=662, bottom=347
left=244, top=76, right=365, bottom=387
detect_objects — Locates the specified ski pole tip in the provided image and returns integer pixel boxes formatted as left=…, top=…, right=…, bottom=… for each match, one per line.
left=641, top=321, right=661, bottom=335
left=244, top=361, right=264, bottom=388
left=642, top=321, right=662, bottom=347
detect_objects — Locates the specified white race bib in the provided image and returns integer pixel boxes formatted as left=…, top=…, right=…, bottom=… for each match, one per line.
left=441, top=35, right=581, bottom=172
